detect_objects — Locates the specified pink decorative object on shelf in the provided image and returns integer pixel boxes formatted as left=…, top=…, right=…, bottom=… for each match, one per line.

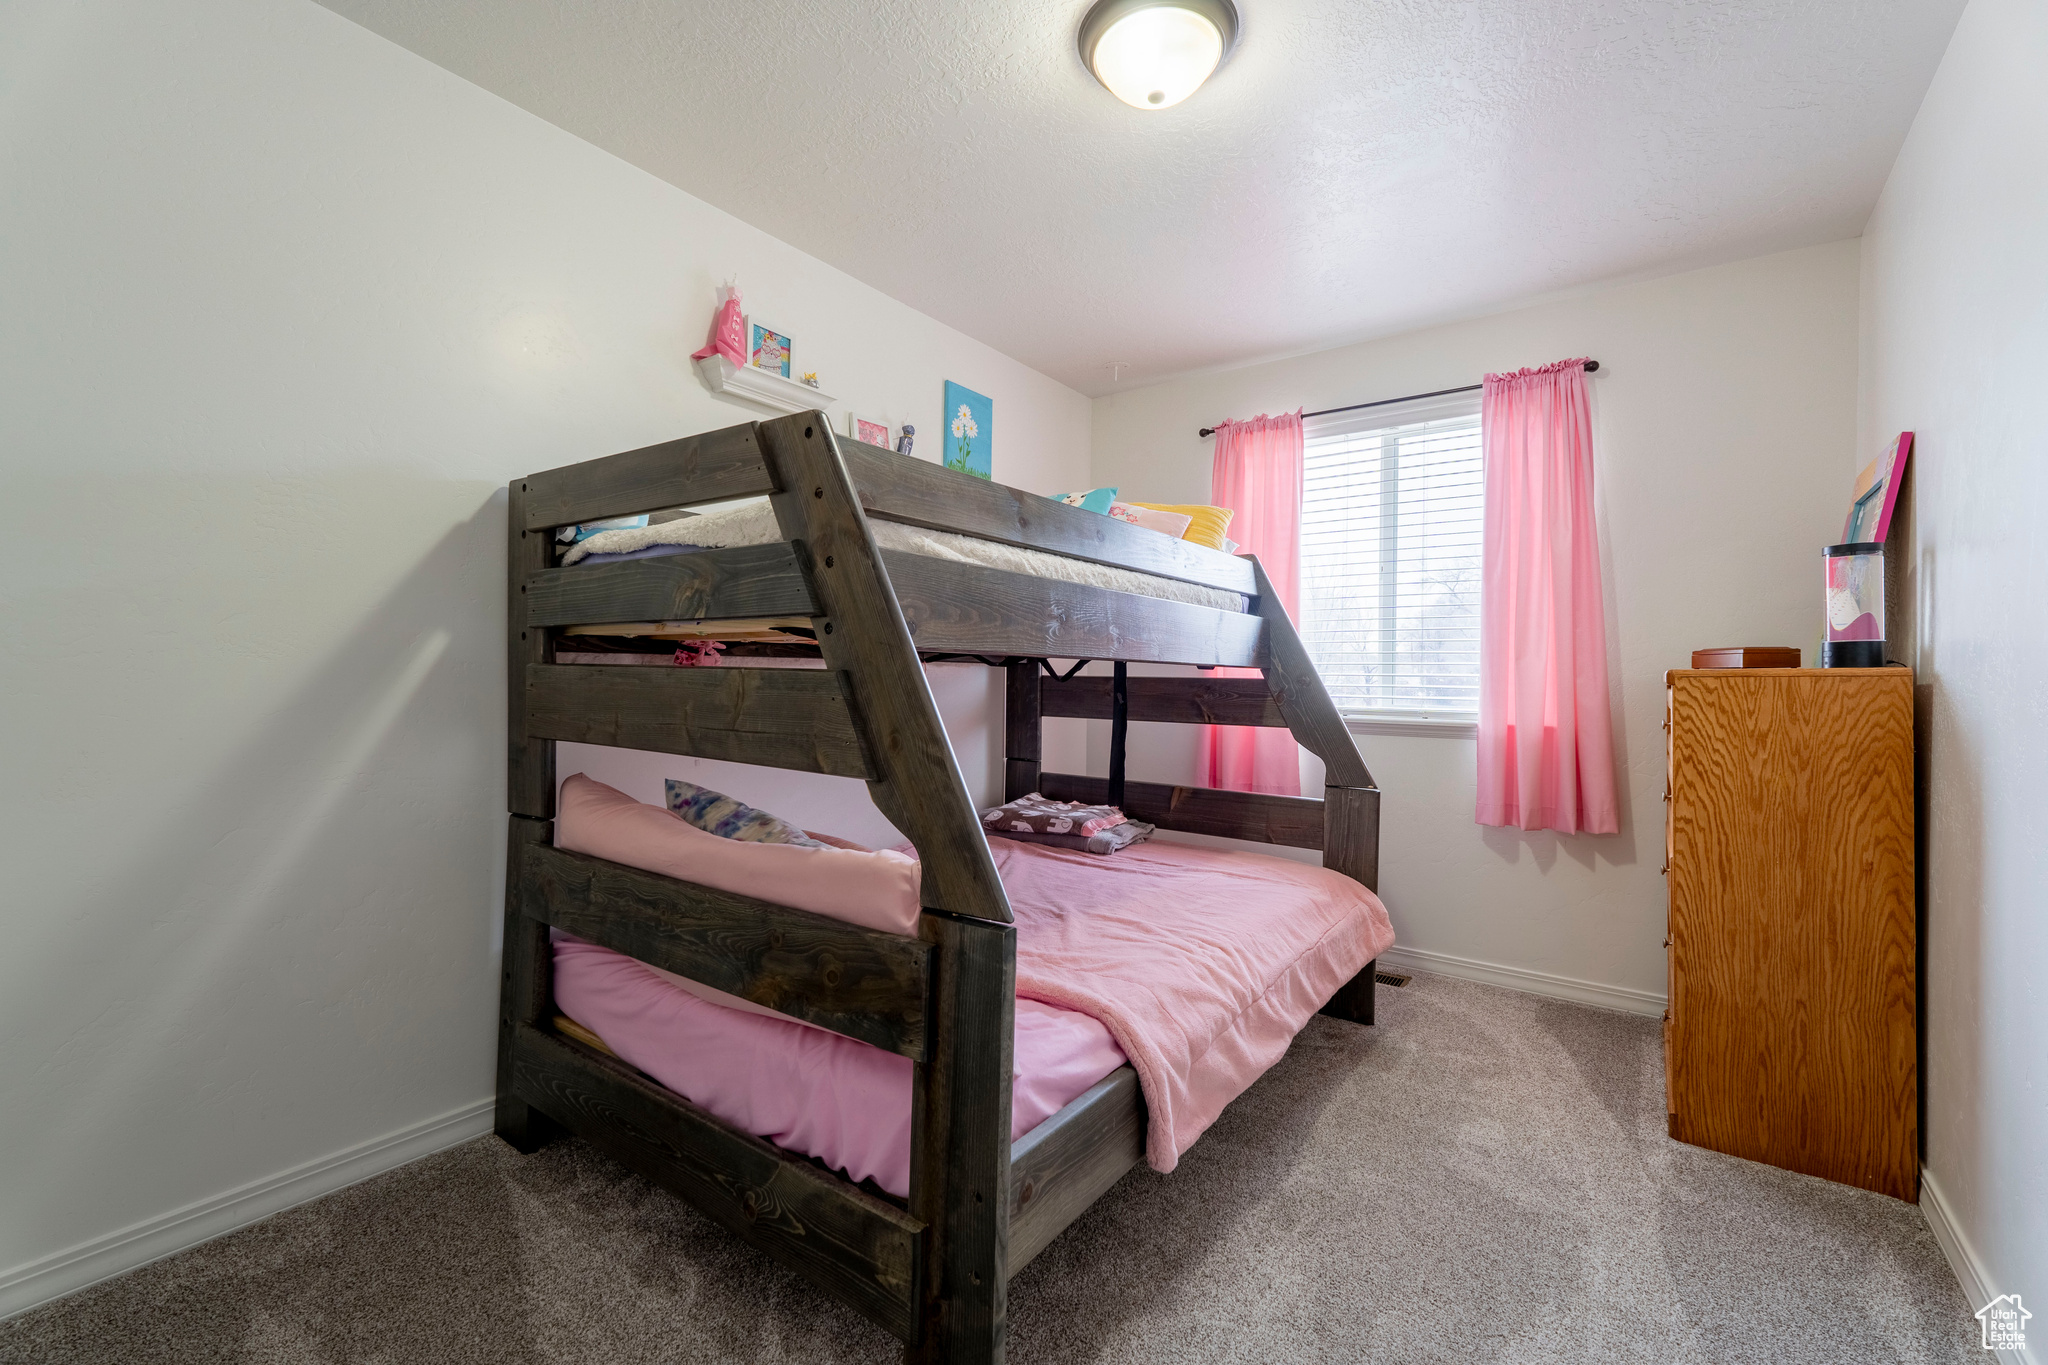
left=689, top=285, right=747, bottom=369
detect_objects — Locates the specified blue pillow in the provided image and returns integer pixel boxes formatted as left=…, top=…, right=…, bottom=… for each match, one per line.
left=1052, top=487, right=1118, bottom=515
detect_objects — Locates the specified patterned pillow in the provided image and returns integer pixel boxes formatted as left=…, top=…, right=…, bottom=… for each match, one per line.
left=664, top=779, right=825, bottom=847
left=1108, top=501, right=1195, bottom=539
left=1051, top=486, right=1119, bottom=514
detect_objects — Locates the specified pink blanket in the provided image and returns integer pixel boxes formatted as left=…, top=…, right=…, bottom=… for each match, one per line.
left=549, top=803, right=1393, bottom=1190
left=993, top=837, right=1393, bottom=1173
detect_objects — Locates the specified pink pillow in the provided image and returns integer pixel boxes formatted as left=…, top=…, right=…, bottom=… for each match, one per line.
left=554, top=774, right=922, bottom=936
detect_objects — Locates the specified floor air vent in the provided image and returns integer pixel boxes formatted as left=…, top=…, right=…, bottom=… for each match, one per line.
left=1374, top=971, right=1411, bottom=987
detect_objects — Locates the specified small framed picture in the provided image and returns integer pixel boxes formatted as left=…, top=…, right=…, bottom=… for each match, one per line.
left=748, top=320, right=791, bottom=378
left=848, top=413, right=893, bottom=448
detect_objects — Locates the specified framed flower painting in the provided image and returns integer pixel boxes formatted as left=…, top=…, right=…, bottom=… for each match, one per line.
left=943, top=380, right=992, bottom=480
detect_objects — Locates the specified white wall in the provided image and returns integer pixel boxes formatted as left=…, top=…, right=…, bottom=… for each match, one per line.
left=1088, top=242, right=1862, bottom=1009
left=1857, top=0, right=2046, bottom=1324
left=0, top=0, right=1089, bottom=1313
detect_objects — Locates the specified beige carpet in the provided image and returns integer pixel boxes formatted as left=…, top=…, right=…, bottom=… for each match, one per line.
left=0, top=972, right=1976, bottom=1363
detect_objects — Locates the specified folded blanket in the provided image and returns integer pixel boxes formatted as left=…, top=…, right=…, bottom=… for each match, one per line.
left=989, top=819, right=1154, bottom=855
left=981, top=792, right=1126, bottom=837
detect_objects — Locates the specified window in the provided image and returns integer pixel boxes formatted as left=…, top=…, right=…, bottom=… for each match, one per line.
left=1300, top=392, right=1483, bottom=723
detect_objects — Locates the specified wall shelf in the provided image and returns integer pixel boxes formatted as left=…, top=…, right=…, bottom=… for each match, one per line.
left=694, top=354, right=834, bottom=414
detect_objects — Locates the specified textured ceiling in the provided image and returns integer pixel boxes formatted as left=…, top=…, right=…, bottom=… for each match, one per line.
left=319, top=0, right=1963, bottom=395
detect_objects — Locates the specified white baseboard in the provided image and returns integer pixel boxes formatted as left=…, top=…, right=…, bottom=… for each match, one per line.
left=1379, top=944, right=1667, bottom=1017
left=0, top=1097, right=495, bottom=1322
left=1921, top=1166, right=2036, bottom=1365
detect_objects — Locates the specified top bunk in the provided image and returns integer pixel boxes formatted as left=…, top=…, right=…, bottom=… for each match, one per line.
left=508, top=410, right=1378, bottom=925
left=514, top=411, right=1265, bottom=668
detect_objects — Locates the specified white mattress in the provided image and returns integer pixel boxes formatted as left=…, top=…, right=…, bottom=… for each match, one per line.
left=564, top=500, right=1248, bottom=613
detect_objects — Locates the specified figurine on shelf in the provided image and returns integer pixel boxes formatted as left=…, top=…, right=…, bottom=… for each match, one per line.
left=689, top=284, right=746, bottom=369
left=896, top=424, right=915, bottom=457
left=801, top=372, right=820, bottom=388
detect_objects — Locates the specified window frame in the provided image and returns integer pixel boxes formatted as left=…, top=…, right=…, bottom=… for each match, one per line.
left=1298, top=393, right=1485, bottom=734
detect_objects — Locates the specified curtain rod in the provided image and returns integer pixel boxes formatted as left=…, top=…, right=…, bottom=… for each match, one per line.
left=1196, top=360, right=1600, bottom=438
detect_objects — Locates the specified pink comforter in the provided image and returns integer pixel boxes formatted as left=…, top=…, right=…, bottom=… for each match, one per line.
left=994, top=837, right=1393, bottom=1172
left=552, top=820, right=1392, bottom=1192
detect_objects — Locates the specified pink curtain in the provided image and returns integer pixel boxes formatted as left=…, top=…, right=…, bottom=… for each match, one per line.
left=1475, top=360, right=1618, bottom=834
left=1202, top=411, right=1303, bottom=796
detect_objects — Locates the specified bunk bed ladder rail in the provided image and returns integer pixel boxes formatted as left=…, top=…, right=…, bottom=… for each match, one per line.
left=755, top=413, right=1018, bottom=1364
left=1011, top=555, right=1384, bottom=1027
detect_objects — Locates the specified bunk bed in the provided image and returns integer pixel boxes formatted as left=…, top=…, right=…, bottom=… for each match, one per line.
left=498, top=410, right=1384, bottom=1364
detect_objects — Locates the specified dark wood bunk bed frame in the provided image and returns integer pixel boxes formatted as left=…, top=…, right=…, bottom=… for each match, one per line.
left=498, top=410, right=1382, bottom=1363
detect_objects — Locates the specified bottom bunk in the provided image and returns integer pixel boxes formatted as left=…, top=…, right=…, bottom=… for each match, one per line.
left=500, top=773, right=1392, bottom=1352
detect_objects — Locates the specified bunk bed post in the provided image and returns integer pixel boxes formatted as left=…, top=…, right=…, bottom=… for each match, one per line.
left=507, top=477, right=557, bottom=820
left=1244, top=556, right=1385, bottom=1025
left=1004, top=662, right=1041, bottom=802
left=500, top=476, right=563, bottom=1149
left=911, top=912, right=1016, bottom=1363
left=755, top=412, right=1017, bottom=1362
left=496, top=815, right=563, bottom=1149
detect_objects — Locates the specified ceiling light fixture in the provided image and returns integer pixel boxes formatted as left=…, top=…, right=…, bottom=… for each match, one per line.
left=1077, top=0, right=1239, bottom=111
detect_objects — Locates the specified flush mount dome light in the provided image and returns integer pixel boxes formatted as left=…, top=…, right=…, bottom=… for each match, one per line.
left=1078, top=0, right=1240, bottom=110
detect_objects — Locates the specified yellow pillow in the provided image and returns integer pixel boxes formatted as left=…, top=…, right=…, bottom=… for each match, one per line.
left=1127, top=503, right=1235, bottom=551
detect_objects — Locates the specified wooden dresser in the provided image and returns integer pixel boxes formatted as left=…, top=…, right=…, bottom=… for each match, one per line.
left=1663, top=668, right=1917, bottom=1200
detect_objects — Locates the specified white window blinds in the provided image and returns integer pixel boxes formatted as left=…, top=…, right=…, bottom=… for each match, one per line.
left=1300, top=392, right=1484, bottom=721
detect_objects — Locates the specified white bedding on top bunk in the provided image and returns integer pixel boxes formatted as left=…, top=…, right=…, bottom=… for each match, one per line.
left=562, top=500, right=1249, bottom=613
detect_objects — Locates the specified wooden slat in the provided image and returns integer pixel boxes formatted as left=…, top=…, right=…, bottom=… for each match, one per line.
left=1250, top=556, right=1375, bottom=790
left=1038, top=772, right=1325, bottom=849
left=842, top=442, right=1256, bottom=596
left=910, top=911, right=1016, bottom=1363
left=524, top=663, right=873, bottom=779
left=507, top=481, right=557, bottom=819
left=1319, top=783, right=1382, bottom=1026
left=884, top=553, right=1264, bottom=668
left=1004, top=662, right=1042, bottom=803
left=1041, top=674, right=1286, bottom=727
left=1322, top=785, right=1381, bottom=893
left=757, top=413, right=1014, bottom=925
left=496, top=816, right=562, bottom=1151
left=516, top=839, right=932, bottom=1059
left=1007, top=1066, right=1144, bottom=1275
left=510, top=1024, right=922, bottom=1339
left=521, top=425, right=773, bottom=530
left=523, top=543, right=815, bottom=629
